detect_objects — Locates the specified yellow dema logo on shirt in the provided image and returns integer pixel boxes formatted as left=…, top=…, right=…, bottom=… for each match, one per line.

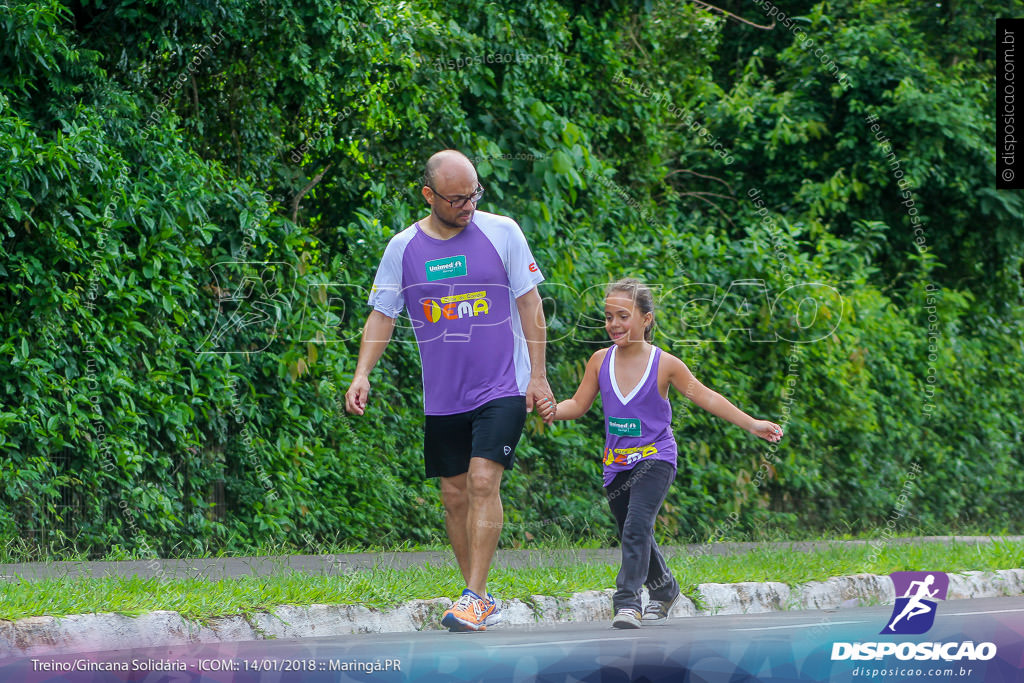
left=604, top=443, right=659, bottom=466
left=421, top=291, right=490, bottom=323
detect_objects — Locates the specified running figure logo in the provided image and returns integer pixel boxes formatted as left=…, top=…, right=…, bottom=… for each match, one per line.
left=881, top=571, right=949, bottom=635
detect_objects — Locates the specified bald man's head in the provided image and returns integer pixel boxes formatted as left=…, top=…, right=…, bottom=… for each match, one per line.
left=420, top=150, right=482, bottom=232
left=423, top=150, right=476, bottom=190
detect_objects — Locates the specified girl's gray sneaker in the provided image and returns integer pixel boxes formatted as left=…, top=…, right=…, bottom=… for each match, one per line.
left=612, top=608, right=642, bottom=629
left=642, top=592, right=682, bottom=623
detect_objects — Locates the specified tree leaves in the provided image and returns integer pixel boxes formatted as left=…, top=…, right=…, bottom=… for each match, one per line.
left=0, top=0, right=1020, bottom=556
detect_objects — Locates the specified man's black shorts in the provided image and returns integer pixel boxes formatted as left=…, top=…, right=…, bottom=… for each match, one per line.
left=423, top=395, right=527, bottom=478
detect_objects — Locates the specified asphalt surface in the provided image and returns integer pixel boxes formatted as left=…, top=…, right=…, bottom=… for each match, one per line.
left=2, top=536, right=1018, bottom=582
left=3, top=596, right=1022, bottom=681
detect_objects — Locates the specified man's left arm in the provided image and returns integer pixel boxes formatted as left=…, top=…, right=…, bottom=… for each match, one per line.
left=515, top=287, right=554, bottom=421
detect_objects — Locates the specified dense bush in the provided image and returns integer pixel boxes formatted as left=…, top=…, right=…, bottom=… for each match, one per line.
left=1, top=0, right=1021, bottom=557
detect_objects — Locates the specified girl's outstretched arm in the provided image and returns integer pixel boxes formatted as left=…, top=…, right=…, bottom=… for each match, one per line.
left=544, top=349, right=606, bottom=421
left=664, top=353, right=783, bottom=443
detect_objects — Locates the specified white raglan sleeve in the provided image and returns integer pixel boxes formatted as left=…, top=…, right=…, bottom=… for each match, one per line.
left=505, top=219, right=544, bottom=298
left=366, top=231, right=410, bottom=319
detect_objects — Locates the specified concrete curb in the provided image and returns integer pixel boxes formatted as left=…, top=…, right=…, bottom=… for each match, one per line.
left=2, top=570, right=1022, bottom=658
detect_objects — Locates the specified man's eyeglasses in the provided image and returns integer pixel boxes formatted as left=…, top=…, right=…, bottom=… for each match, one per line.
left=430, top=185, right=485, bottom=209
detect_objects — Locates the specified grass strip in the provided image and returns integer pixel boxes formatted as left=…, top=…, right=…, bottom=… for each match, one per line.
left=0, top=538, right=1020, bottom=622
left=1, top=524, right=1017, bottom=563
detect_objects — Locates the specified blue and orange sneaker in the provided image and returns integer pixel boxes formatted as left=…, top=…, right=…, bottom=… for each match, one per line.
left=442, top=589, right=495, bottom=632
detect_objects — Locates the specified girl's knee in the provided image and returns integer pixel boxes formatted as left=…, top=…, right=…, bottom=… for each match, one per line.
left=620, top=519, right=654, bottom=542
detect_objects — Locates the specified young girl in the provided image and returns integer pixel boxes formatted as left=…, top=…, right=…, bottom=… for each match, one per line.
left=540, top=278, right=784, bottom=629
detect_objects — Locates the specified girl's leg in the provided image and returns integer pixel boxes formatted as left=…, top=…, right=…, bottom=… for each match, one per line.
left=606, top=460, right=676, bottom=612
left=605, top=469, right=634, bottom=612
left=645, top=534, right=679, bottom=602
left=633, top=461, right=679, bottom=600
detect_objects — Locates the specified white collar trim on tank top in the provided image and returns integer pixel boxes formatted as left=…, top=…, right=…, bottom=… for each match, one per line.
left=609, top=345, right=656, bottom=405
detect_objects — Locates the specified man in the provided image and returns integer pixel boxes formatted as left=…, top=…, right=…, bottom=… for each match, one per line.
left=345, top=150, right=554, bottom=631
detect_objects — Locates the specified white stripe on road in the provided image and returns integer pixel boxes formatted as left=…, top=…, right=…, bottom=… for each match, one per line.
left=731, top=620, right=868, bottom=632
left=489, top=608, right=1024, bottom=644
left=731, top=607, right=1024, bottom=631
left=944, top=608, right=1024, bottom=617
left=491, top=637, right=646, bottom=648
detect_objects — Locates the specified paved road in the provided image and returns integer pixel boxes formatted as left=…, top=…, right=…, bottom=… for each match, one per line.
left=2, top=596, right=1022, bottom=681
left=2, top=536, right=1018, bottom=582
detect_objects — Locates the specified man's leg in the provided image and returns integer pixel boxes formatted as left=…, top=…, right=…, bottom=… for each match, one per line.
left=440, top=473, right=471, bottom=586
left=424, top=410, right=474, bottom=591
left=441, top=396, right=523, bottom=630
left=465, top=456, right=504, bottom=597
left=463, top=396, right=525, bottom=598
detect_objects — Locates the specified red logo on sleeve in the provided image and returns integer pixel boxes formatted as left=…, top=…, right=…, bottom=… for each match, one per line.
left=528, top=262, right=538, bottom=272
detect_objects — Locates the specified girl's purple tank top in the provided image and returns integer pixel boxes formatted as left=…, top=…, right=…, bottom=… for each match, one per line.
left=598, top=345, right=678, bottom=487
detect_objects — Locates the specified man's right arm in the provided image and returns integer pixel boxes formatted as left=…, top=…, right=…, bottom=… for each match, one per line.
left=344, top=310, right=397, bottom=415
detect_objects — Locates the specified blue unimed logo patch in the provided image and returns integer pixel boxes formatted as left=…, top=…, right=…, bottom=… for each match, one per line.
left=425, top=255, right=467, bottom=281
left=881, top=571, right=949, bottom=635
left=608, top=417, right=642, bottom=437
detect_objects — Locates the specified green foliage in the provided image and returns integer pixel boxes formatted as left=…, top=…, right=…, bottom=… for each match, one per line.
left=0, top=0, right=1021, bottom=557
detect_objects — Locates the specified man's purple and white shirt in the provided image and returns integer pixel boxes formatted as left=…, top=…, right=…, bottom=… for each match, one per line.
left=367, top=210, right=543, bottom=415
